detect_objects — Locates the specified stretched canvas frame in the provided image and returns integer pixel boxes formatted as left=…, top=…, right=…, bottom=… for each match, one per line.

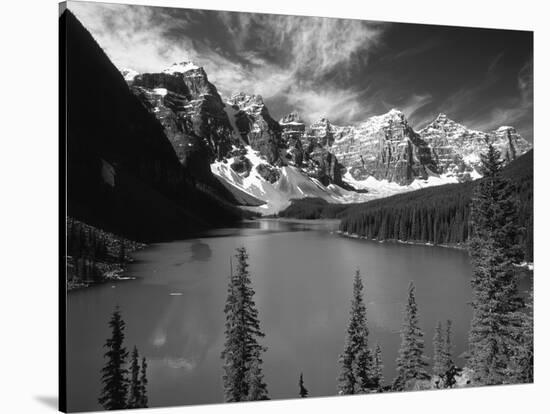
left=60, top=1, right=534, bottom=412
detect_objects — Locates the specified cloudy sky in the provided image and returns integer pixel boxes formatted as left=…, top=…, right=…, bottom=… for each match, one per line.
left=69, top=1, right=533, bottom=141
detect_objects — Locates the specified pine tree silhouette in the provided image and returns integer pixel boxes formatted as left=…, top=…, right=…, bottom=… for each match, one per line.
left=221, top=247, right=268, bottom=401
left=338, top=270, right=374, bottom=394
left=99, top=306, right=129, bottom=410
left=299, top=373, right=308, bottom=398
left=393, top=282, right=429, bottom=390
left=468, top=144, right=525, bottom=385
left=127, top=346, right=142, bottom=408
left=139, top=357, right=149, bottom=408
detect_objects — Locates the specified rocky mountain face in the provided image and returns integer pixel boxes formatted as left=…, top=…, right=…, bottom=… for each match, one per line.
left=295, top=110, right=531, bottom=186
left=419, top=113, right=531, bottom=180
left=325, top=109, right=439, bottom=185
left=306, top=118, right=336, bottom=147
left=226, top=93, right=283, bottom=165
left=279, top=112, right=305, bottom=166
left=279, top=112, right=346, bottom=186
left=132, top=63, right=236, bottom=164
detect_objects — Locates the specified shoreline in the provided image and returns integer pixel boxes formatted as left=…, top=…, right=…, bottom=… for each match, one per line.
left=337, top=231, right=534, bottom=270
left=66, top=244, right=145, bottom=292
left=67, top=265, right=139, bottom=292
left=336, top=230, right=468, bottom=251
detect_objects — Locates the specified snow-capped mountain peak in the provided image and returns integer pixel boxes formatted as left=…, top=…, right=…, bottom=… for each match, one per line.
left=370, top=108, right=406, bottom=122
left=227, top=92, right=267, bottom=116
left=120, top=68, right=139, bottom=81
left=435, top=112, right=449, bottom=121
left=163, top=61, right=201, bottom=75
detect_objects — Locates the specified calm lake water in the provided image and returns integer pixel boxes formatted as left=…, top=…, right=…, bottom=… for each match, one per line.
left=67, top=219, right=477, bottom=411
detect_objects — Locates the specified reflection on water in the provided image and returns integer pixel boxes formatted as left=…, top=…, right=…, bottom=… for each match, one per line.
left=190, top=241, right=212, bottom=262
left=67, top=219, right=474, bottom=411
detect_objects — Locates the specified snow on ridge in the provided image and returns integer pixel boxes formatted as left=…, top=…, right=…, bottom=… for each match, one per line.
left=153, top=88, right=168, bottom=97
left=121, top=68, right=139, bottom=81
left=211, top=146, right=375, bottom=215
left=280, top=121, right=305, bottom=126
left=163, top=61, right=200, bottom=74
left=342, top=171, right=459, bottom=199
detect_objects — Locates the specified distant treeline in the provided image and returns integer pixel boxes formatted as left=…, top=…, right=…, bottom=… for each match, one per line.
left=279, top=150, right=533, bottom=260
left=278, top=197, right=351, bottom=220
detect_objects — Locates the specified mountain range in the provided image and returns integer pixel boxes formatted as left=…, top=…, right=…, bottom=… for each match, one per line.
left=122, top=61, right=531, bottom=214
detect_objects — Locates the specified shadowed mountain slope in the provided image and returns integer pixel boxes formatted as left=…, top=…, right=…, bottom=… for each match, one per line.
left=61, top=9, right=242, bottom=241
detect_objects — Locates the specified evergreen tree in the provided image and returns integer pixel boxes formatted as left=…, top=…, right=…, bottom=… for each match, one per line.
left=127, top=346, right=142, bottom=409
left=393, top=282, right=429, bottom=390
left=441, top=364, right=461, bottom=389
left=99, top=306, right=129, bottom=410
left=139, top=357, right=149, bottom=408
left=245, top=349, right=269, bottom=401
left=372, top=344, right=384, bottom=390
left=509, top=290, right=533, bottom=383
left=439, top=319, right=462, bottom=388
left=472, top=143, right=524, bottom=262
left=443, top=320, right=453, bottom=373
left=221, top=247, right=268, bottom=402
left=299, top=373, right=308, bottom=398
left=338, top=270, right=374, bottom=394
left=432, top=321, right=446, bottom=377
left=468, top=144, right=525, bottom=385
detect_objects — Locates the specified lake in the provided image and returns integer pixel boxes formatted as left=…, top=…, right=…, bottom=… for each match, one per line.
left=67, top=219, right=476, bottom=411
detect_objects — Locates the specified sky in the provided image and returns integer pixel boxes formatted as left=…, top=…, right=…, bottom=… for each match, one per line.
left=69, top=1, right=533, bottom=141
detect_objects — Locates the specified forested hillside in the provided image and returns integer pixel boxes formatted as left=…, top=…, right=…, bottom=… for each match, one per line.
left=340, top=150, right=532, bottom=259
left=280, top=151, right=532, bottom=260
left=66, top=218, right=144, bottom=290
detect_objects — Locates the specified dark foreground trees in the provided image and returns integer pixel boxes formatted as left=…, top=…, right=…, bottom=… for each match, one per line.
left=393, top=282, right=429, bottom=390
left=432, top=320, right=454, bottom=378
left=299, top=373, right=309, bottom=398
left=468, top=144, right=529, bottom=385
left=222, top=247, right=269, bottom=402
left=127, top=347, right=148, bottom=408
left=99, top=306, right=129, bottom=410
left=338, top=270, right=377, bottom=394
left=432, top=320, right=458, bottom=388
left=99, top=307, right=148, bottom=410
left=139, top=357, right=149, bottom=407
left=372, top=344, right=384, bottom=390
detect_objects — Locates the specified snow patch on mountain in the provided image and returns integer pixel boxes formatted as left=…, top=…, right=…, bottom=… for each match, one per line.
left=163, top=61, right=200, bottom=74
left=121, top=68, right=139, bottom=81
left=342, top=171, right=460, bottom=200
left=211, top=146, right=373, bottom=214
left=153, top=88, right=168, bottom=97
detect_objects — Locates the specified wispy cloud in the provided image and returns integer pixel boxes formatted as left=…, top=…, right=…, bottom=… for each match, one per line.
left=67, top=2, right=532, bottom=138
left=284, top=85, right=371, bottom=124
left=487, top=51, right=504, bottom=74
left=68, top=2, right=385, bottom=124
left=384, top=93, right=433, bottom=123
left=458, top=59, right=533, bottom=136
left=69, top=3, right=195, bottom=71
left=380, top=36, right=442, bottom=62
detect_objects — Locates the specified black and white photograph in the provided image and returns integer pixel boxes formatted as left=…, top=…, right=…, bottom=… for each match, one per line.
left=57, top=0, right=535, bottom=412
